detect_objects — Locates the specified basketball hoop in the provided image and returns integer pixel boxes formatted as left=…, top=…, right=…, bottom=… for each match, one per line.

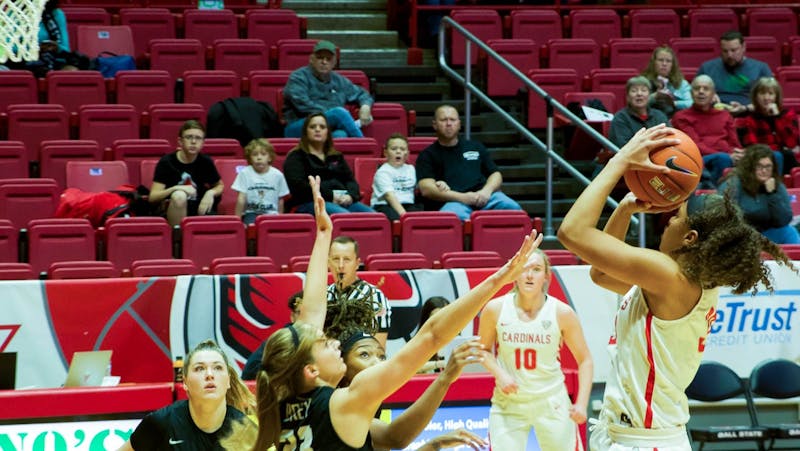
left=1, top=0, right=48, bottom=63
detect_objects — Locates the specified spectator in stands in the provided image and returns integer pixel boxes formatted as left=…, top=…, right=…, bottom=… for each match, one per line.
left=478, top=248, right=592, bottom=451
left=697, top=30, right=772, bottom=116
left=327, top=235, right=391, bottom=347
left=283, top=113, right=374, bottom=214
left=232, top=138, right=289, bottom=224
left=608, top=76, right=669, bottom=149
left=718, top=145, right=800, bottom=244
left=641, top=46, right=692, bottom=116
left=419, top=0, right=456, bottom=47
left=282, top=40, right=373, bottom=138
left=671, top=75, right=746, bottom=187
left=39, top=0, right=69, bottom=53
left=149, top=120, right=224, bottom=227
left=241, top=290, right=303, bottom=381
left=371, top=133, right=423, bottom=221
left=740, top=77, right=800, bottom=175
left=119, top=339, right=254, bottom=450
left=416, top=104, right=522, bottom=221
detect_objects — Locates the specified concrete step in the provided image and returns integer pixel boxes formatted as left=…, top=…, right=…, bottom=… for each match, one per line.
left=374, top=81, right=452, bottom=98
left=503, top=180, right=580, bottom=199
left=281, top=0, right=387, bottom=11
left=302, top=13, right=387, bottom=31
left=339, top=49, right=408, bottom=68
left=308, top=31, right=400, bottom=49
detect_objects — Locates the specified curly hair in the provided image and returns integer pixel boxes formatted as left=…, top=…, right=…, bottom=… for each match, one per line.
left=324, top=290, right=379, bottom=342
left=733, top=144, right=781, bottom=196
left=673, top=194, right=794, bottom=294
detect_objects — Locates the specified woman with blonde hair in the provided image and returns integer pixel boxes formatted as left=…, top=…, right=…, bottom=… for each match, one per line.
left=641, top=46, right=692, bottom=113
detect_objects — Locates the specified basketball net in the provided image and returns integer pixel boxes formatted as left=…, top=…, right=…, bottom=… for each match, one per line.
left=0, top=0, right=48, bottom=63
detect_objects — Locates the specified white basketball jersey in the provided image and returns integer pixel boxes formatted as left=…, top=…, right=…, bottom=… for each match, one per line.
left=492, top=292, right=565, bottom=400
left=600, top=285, right=718, bottom=429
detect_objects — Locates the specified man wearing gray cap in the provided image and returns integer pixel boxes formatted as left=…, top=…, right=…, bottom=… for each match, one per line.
left=282, top=40, right=374, bottom=138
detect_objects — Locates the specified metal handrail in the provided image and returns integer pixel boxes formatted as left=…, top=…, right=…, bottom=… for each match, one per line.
left=437, top=16, right=644, bottom=243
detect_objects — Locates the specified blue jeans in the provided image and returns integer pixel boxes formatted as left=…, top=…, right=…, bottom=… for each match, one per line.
left=440, top=191, right=523, bottom=221
left=295, top=201, right=375, bottom=215
left=284, top=107, right=363, bottom=138
left=702, top=153, right=733, bottom=187
left=762, top=225, right=800, bottom=244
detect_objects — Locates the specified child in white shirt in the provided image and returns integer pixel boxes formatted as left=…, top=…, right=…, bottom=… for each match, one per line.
left=232, top=138, right=290, bottom=224
left=371, top=134, right=423, bottom=221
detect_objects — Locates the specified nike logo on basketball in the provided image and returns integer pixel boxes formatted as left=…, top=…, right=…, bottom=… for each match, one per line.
left=664, top=156, right=697, bottom=175
left=169, top=438, right=184, bottom=445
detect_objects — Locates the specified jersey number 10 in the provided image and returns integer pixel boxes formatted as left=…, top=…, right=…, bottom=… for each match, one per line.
left=514, top=348, right=537, bottom=370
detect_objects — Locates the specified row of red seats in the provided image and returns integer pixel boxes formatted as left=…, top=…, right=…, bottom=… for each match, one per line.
left=59, top=0, right=281, bottom=13
left=62, top=7, right=303, bottom=60
left=0, top=211, right=549, bottom=279
left=445, top=7, right=800, bottom=61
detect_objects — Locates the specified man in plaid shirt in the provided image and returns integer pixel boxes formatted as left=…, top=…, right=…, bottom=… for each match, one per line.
left=327, top=236, right=391, bottom=347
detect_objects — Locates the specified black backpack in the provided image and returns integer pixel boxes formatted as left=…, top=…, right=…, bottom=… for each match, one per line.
left=206, top=97, right=282, bottom=146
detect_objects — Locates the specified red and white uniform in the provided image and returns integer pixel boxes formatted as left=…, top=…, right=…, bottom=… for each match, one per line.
left=590, top=285, right=718, bottom=451
left=489, top=292, right=582, bottom=451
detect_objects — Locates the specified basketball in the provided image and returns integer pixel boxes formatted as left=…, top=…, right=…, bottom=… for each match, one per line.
left=623, top=129, right=703, bottom=207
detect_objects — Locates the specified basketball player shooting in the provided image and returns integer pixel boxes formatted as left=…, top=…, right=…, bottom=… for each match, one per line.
left=557, top=124, right=793, bottom=451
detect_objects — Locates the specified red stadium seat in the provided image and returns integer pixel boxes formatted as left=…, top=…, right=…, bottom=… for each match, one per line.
left=441, top=250, right=504, bottom=269
left=0, top=219, right=18, bottom=263
left=608, top=38, right=658, bottom=70
left=406, top=136, right=436, bottom=163
left=112, top=139, right=171, bottom=186
left=76, top=25, right=134, bottom=58
left=39, top=140, right=103, bottom=190
left=210, top=256, right=278, bottom=275
left=214, top=159, right=248, bottom=215
left=777, top=66, right=800, bottom=99
left=787, top=188, right=800, bottom=216
left=0, top=263, right=35, bottom=280
left=255, top=214, right=315, bottom=268
left=213, top=39, right=270, bottom=78
left=275, top=39, right=319, bottom=71
left=7, top=104, right=70, bottom=164
left=268, top=138, right=300, bottom=156
left=131, top=258, right=198, bottom=277
left=569, top=9, right=621, bottom=46
left=202, top=138, right=242, bottom=160
left=119, top=8, right=176, bottom=60
left=687, top=8, right=739, bottom=39
left=182, top=70, right=241, bottom=114
left=543, top=249, right=581, bottom=266
left=180, top=216, right=246, bottom=270
left=628, top=9, right=681, bottom=45
left=744, top=36, right=780, bottom=73
left=669, top=37, right=721, bottom=71
left=364, top=252, right=432, bottom=271
left=527, top=69, right=580, bottom=129
left=0, top=71, right=37, bottom=113
left=546, top=38, right=600, bottom=81
left=248, top=70, right=292, bottom=110
left=486, top=39, right=538, bottom=97
left=246, top=9, right=301, bottom=52
left=561, top=91, right=617, bottom=161
left=140, top=160, right=159, bottom=188
left=353, top=157, right=384, bottom=206
left=147, top=103, right=205, bottom=141
left=183, top=9, right=238, bottom=49
left=0, top=179, right=60, bottom=229
left=78, top=104, right=140, bottom=152
left=27, top=218, right=96, bottom=276
left=48, top=260, right=120, bottom=279
left=449, top=9, right=502, bottom=66
left=510, top=9, right=562, bottom=44
left=746, top=8, right=797, bottom=47
left=66, top=160, right=129, bottom=192
left=469, top=210, right=532, bottom=260
left=335, top=70, right=371, bottom=92
left=105, top=217, right=172, bottom=271
left=330, top=213, right=392, bottom=260
left=400, top=212, right=463, bottom=264
left=148, top=39, right=205, bottom=82
left=362, top=103, right=412, bottom=148
left=61, top=7, right=110, bottom=49
left=46, top=71, right=106, bottom=113
left=115, top=70, right=174, bottom=112
left=288, top=254, right=310, bottom=273
left=0, top=141, right=28, bottom=180
left=333, top=137, right=380, bottom=169
left=589, top=68, right=640, bottom=106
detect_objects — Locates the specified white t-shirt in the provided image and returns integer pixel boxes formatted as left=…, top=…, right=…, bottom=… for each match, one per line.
left=231, top=165, right=290, bottom=215
left=370, top=163, right=416, bottom=207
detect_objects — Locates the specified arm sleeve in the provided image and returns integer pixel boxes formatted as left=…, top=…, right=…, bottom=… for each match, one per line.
left=231, top=169, right=246, bottom=193
left=339, top=76, right=374, bottom=107
left=608, top=112, right=632, bottom=148
left=372, top=165, right=393, bottom=200
left=55, top=10, right=70, bottom=52
left=414, top=151, right=435, bottom=181
left=725, top=115, right=742, bottom=148
left=740, top=116, right=758, bottom=146
left=769, top=184, right=794, bottom=228
left=283, top=151, right=316, bottom=202
left=373, top=287, right=391, bottom=332
left=129, top=412, right=165, bottom=449
left=283, top=70, right=325, bottom=116
left=672, top=80, right=693, bottom=110
left=779, top=110, right=799, bottom=149
left=204, top=156, right=222, bottom=185
left=339, top=158, right=361, bottom=201
left=477, top=142, right=499, bottom=175
left=153, top=157, right=174, bottom=186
